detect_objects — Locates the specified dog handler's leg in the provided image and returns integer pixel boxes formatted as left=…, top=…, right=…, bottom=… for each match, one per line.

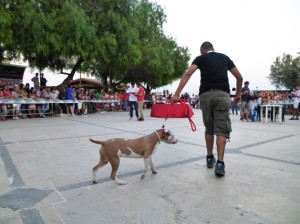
left=141, top=158, right=151, bottom=180
left=149, top=157, right=157, bottom=174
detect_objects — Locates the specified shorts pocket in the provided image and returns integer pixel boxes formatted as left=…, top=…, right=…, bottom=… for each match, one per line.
left=215, top=101, right=231, bottom=110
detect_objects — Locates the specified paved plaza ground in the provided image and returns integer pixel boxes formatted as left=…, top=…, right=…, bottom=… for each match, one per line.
left=0, top=108, right=299, bottom=224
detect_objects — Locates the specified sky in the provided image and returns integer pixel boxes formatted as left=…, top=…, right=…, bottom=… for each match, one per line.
left=152, top=0, right=300, bottom=93
left=22, top=0, right=300, bottom=94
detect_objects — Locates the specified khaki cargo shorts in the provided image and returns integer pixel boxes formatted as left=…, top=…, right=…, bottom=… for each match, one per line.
left=241, top=101, right=251, bottom=112
left=200, top=90, right=232, bottom=139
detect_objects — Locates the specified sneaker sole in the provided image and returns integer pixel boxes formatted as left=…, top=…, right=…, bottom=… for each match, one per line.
left=207, top=163, right=215, bottom=168
left=214, top=169, right=225, bottom=177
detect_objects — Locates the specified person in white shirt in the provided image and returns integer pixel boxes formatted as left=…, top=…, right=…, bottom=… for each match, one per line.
left=42, top=87, right=52, bottom=116
left=290, top=85, right=300, bottom=120
left=126, top=82, right=139, bottom=120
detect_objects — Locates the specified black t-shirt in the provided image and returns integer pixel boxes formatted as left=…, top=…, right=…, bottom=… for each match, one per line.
left=241, top=87, right=250, bottom=102
left=192, top=52, right=235, bottom=94
left=40, top=77, right=47, bottom=87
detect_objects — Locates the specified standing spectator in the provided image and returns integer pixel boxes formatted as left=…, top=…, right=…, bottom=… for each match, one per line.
left=89, top=90, right=96, bottom=113
left=40, top=73, right=48, bottom=88
left=75, top=88, right=83, bottom=115
left=151, top=93, right=156, bottom=105
left=136, top=83, right=145, bottom=121
left=289, top=85, right=300, bottom=120
left=11, top=85, right=20, bottom=120
left=65, top=84, right=75, bottom=116
left=126, top=82, right=139, bottom=120
left=240, top=81, right=251, bottom=121
left=122, top=91, right=129, bottom=111
left=230, top=87, right=239, bottom=115
left=172, top=41, right=243, bottom=177
left=31, top=73, right=40, bottom=88
left=190, top=94, right=198, bottom=108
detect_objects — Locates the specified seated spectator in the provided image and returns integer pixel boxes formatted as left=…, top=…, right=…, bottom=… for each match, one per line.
left=35, top=86, right=45, bottom=118
left=28, top=89, right=37, bottom=118
left=18, top=83, right=29, bottom=118
left=11, top=85, right=21, bottom=120
left=95, top=90, right=101, bottom=99
left=50, top=86, right=61, bottom=115
left=42, top=87, right=52, bottom=116
left=0, top=84, right=12, bottom=120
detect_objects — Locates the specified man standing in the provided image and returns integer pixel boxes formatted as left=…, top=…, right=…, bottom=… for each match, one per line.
left=172, top=41, right=243, bottom=177
left=290, top=85, right=300, bottom=120
left=126, top=82, right=139, bottom=120
left=40, top=73, right=48, bottom=88
left=31, top=73, right=40, bottom=88
left=240, top=81, right=251, bottom=121
left=136, top=82, right=145, bottom=121
left=65, top=84, right=76, bottom=116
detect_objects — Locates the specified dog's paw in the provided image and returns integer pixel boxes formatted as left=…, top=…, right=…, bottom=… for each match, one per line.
left=141, top=174, right=145, bottom=180
left=92, top=180, right=98, bottom=184
left=152, top=170, right=157, bottom=174
left=115, top=177, right=127, bottom=185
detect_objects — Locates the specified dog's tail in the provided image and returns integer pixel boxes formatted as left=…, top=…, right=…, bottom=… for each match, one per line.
left=89, top=138, right=105, bottom=145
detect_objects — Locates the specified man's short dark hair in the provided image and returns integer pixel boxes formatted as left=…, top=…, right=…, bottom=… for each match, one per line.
left=131, top=82, right=135, bottom=85
left=200, top=41, right=214, bottom=50
left=244, top=81, right=249, bottom=84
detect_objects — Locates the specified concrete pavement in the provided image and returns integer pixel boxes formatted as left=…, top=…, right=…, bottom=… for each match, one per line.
left=0, top=109, right=300, bottom=224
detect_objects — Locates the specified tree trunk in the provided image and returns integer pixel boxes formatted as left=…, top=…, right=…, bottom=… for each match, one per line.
left=56, top=58, right=84, bottom=92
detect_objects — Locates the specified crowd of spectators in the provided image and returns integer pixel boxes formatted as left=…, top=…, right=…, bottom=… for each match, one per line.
left=1, top=79, right=298, bottom=122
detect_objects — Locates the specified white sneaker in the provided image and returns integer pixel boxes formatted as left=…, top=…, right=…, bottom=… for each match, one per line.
left=16, top=117, right=19, bottom=120
left=13, top=117, right=16, bottom=120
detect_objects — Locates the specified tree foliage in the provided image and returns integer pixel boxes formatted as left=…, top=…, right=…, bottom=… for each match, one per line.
left=269, top=53, right=300, bottom=89
left=0, top=0, right=190, bottom=92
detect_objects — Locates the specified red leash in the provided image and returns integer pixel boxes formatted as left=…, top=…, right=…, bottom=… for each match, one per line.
left=162, top=100, right=196, bottom=132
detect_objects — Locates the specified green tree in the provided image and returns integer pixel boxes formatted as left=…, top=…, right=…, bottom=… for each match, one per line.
left=78, top=0, right=143, bottom=91
left=1, top=0, right=190, bottom=92
left=1, top=0, right=96, bottom=91
left=0, top=0, right=17, bottom=62
left=83, top=0, right=190, bottom=93
left=269, top=53, right=300, bottom=89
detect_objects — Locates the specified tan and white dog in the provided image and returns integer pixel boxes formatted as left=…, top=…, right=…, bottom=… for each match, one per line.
left=89, top=128, right=178, bottom=185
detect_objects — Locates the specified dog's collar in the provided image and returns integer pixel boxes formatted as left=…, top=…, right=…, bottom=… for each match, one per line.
left=155, top=131, right=161, bottom=144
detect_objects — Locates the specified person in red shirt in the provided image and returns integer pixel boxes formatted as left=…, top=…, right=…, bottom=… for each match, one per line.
left=0, top=84, right=12, bottom=120
left=121, top=91, right=128, bottom=111
left=136, top=83, right=145, bottom=121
